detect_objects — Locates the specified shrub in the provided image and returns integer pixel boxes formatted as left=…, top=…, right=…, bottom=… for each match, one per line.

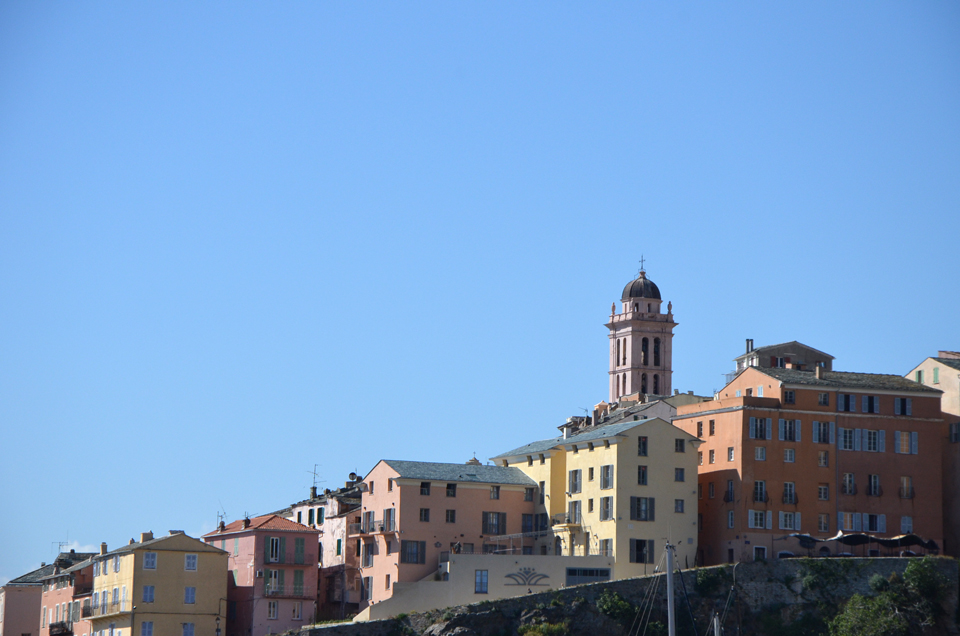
left=868, top=573, right=889, bottom=593
left=902, top=557, right=947, bottom=602
left=829, top=594, right=908, bottom=636
left=596, top=589, right=636, bottom=626
left=695, top=568, right=725, bottom=596
left=518, top=621, right=570, bottom=636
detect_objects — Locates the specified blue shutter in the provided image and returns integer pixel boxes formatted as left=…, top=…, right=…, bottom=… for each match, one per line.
left=812, top=422, right=820, bottom=443
left=829, top=422, right=836, bottom=444
left=895, top=398, right=902, bottom=414
left=894, top=431, right=901, bottom=454
left=878, top=515, right=886, bottom=534
left=862, top=396, right=868, bottom=413
left=749, top=418, right=756, bottom=439
left=766, top=511, right=772, bottom=530
left=878, top=430, right=885, bottom=452
left=853, top=514, right=862, bottom=531
left=779, top=511, right=785, bottom=529
left=910, top=432, right=918, bottom=454
left=906, top=399, right=912, bottom=415
left=854, top=429, right=862, bottom=451
left=778, top=419, right=785, bottom=441
left=794, top=512, right=801, bottom=532
left=766, top=419, right=773, bottom=440
left=796, top=420, right=801, bottom=442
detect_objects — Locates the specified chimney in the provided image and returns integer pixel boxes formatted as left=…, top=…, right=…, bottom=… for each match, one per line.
left=310, top=486, right=317, bottom=499
left=242, top=518, right=250, bottom=529
left=129, top=538, right=135, bottom=545
left=218, top=520, right=225, bottom=532
left=100, top=543, right=108, bottom=555
left=140, top=532, right=154, bottom=543
left=674, top=389, right=679, bottom=395
left=815, top=366, right=824, bottom=379
left=746, top=338, right=754, bottom=353
left=70, top=549, right=76, bottom=555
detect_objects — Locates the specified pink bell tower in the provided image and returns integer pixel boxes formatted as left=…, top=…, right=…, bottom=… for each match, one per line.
left=605, top=263, right=677, bottom=402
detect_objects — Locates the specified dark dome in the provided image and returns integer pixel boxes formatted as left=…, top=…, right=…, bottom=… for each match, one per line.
left=621, top=272, right=661, bottom=301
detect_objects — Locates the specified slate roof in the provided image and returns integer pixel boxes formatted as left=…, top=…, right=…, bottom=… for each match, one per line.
left=733, top=341, right=834, bottom=362
left=934, top=357, right=960, bottom=372
left=491, top=437, right=564, bottom=460
left=98, top=532, right=220, bottom=558
left=39, top=558, right=95, bottom=581
left=621, top=272, right=661, bottom=300
left=758, top=367, right=940, bottom=393
left=381, top=460, right=536, bottom=486
left=7, top=553, right=96, bottom=586
left=204, top=514, right=315, bottom=537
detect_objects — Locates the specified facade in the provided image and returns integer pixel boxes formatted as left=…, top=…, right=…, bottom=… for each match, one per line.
left=1, top=552, right=94, bottom=636
left=494, top=417, right=701, bottom=578
left=732, top=340, right=834, bottom=376
left=675, top=366, right=946, bottom=565
left=906, top=351, right=960, bottom=557
left=203, top=515, right=319, bottom=636
left=606, top=268, right=677, bottom=401
left=350, top=460, right=538, bottom=612
left=284, top=484, right=362, bottom=618
left=89, top=532, right=227, bottom=636
left=39, top=559, right=94, bottom=636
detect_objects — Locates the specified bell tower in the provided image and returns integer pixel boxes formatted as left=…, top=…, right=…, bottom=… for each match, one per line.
left=605, top=265, right=677, bottom=402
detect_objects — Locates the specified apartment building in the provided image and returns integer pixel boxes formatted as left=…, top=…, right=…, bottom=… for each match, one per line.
left=493, top=416, right=701, bottom=577
left=0, top=551, right=94, bottom=636
left=351, top=460, right=538, bottom=611
left=39, top=558, right=94, bottom=636
left=89, top=531, right=227, bottom=636
left=675, top=366, right=945, bottom=565
left=203, top=515, right=318, bottom=636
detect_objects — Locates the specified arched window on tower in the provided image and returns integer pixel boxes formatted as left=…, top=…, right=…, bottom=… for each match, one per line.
left=654, top=338, right=661, bottom=367
left=647, top=303, right=651, bottom=313
left=623, top=373, right=627, bottom=395
left=641, top=373, right=647, bottom=394
left=616, top=339, right=621, bottom=367
left=621, top=339, right=626, bottom=366
left=641, top=338, right=649, bottom=365
left=633, top=303, right=638, bottom=312
left=653, top=374, right=659, bottom=395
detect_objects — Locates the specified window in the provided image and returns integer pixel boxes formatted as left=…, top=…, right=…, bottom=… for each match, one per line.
left=182, top=624, right=195, bottom=636
left=900, top=476, right=914, bottom=499
left=757, top=385, right=763, bottom=397
left=753, top=481, right=766, bottom=502
left=638, top=465, right=648, bottom=485
left=838, top=394, right=856, bottom=412
left=599, top=539, right=613, bottom=556
left=818, top=514, right=830, bottom=533
left=630, top=497, right=655, bottom=521
left=142, top=586, right=154, bottom=603
left=727, top=447, right=734, bottom=462
left=630, top=539, right=655, bottom=564
left=813, top=421, right=833, bottom=444
left=539, top=453, right=546, bottom=465
left=572, top=444, right=578, bottom=454
left=784, top=449, right=795, bottom=463
left=728, top=511, right=735, bottom=529
left=675, top=468, right=685, bottom=482
left=894, top=431, right=918, bottom=454
left=755, top=446, right=766, bottom=461
left=368, top=481, right=374, bottom=494
left=840, top=428, right=855, bottom=451
left=112, top=588, right=119, bottom=605
left=675, top=439, right=685, bottom=453
left=698, top=451, right=703, bottom=466
left=336, top=539, right=342, bottom=556
left=901, top=516, right=913, bottom=534
left=474, top=570, right=488, bottom=594
left=600, top=497, right=613, bottom=521
left=842, top=473, right=856, bottom=495
left=862, top=395, right=880, bottom=414
left=267, top=600, right=278, bottom=619
left=420, top=482, right=430, bottom=495
left=698, top=484, right=702, bottom=499
left=140, top=622, right=153, bottom=636
left=588, top=467, right=595, bottom=481
left=292, top=601, right=302, bottom=620
left=419, top=508, right=430, bottom=522
left=588, top=442, right=594, bottom=452
left=94, top=561, right=100, bottom=576
left=114, top=555, right=120, bottom=572
left=895, top=398, right=913, bottom=416
left=568, top=469, right=582, bottom=494
left=400, top=541, right=426, bottom=564
left=709, top=449, right=715, bottom=464
left=482, top=512, right=507, bottom=535
left=600, top=465, right=614, bottom=489
left=783, top=482, right=796, bottom=504
left=446, top=483, right=457, bottom=497
left=867, top=474, right=881, bottom=496
left=360, top=577, right=372, bottom=601
left=526, top=455, right=533, bottom=466
left=709, top=482, right=715, bottom=499
left=779, top=419, right=799, bottom=442
left=184, top=587, right=196, bottom=604
left=865, top=430, right=880, bottom=452
left=638, top=436, right=648, bottom=456
left=539, top=481, right=546, bottom=504
left=522, top=514, right=534, bottom=532
left=709, top=420, right=716, bottom=435
left=784, top=390, right=795, bottom=404
left=697, top=421, right=703, bottom=437
left=818, top=485, right=829, bottom=501
left=489, top=486, right=499, bottom=500
left=915, top=370, right=924, bottom=384
left=748, top=510, right=768, bottom=529
left=674, top=499, right=685, bottom=513
left=308, top=509, right=314, bottom=525
left=818, top=392, right=829, bottom=406
left=779, top=512, right=797, bottom=530
left=951, top=423, right=960, bottom=443
left=184, top=554, right=197, bottom=571
left=524, top=487, right=534, bottom=501
left=143, top=553, right=156, bottom=570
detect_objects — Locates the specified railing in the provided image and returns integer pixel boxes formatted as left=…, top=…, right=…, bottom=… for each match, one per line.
left=88, top=601, right=132, bottom=618
left=867, top=485, right=883, bottom=497
left=899, top=486, right=915, bottom=499
left=348, top=519, right=395, bottom=535
left=723, top=491, right=734, bottom=503
left=841, top=483, right=857, bottom=495
left=265, top=552, right=314, bottom=565
left=264, top=586, right=311, bottom=599
left=552, top=512, right=582, bottom=526
left=74, top=585, right=92, bottom=596
left=81, top=606, right=93, bottom=618
left=753, top=491, right=769, bottom=503
left=49, top=622, right=73, bottom=636
left=782, top=492, right=798, bottom=505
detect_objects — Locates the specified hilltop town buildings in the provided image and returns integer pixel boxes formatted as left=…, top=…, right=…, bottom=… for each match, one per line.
left=0, top=551, right=94, bottom=636
left=39, top=557, right=95, bottom=636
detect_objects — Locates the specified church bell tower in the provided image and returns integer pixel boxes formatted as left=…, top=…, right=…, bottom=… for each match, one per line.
left=605, top=264, right=677, bottom=402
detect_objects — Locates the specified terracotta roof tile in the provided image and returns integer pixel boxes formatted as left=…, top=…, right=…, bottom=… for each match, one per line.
left=204, top=514, right=315, bottom=537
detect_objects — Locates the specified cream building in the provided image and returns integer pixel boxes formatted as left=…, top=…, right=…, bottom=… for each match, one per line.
left=89, top=532, right=227, bottom=636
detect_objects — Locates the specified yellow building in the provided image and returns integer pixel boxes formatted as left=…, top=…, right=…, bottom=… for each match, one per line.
left=89, top=531, right=227, bottom=636
left=493, top=417, right=701, bottom=577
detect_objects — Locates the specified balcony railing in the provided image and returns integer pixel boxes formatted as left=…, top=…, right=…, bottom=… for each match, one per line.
left=752, top=491, right=769, bottom=503
left=899, top=486, right=915, bottom=499
left=81, top=606, right=93, bottom=618
left=723, top=490, right=734, bottom=503
left=264, top=586, right=311, bottom=599
left=552, top=512, right=582, bottom=526
left=348, top=519, right=396, bottom=535
left=49, top=622, right=73, bottom=636
left=867, top=485, right=883, bottom=497
left=782, top=492, right=798, bottom=505
left=841, top=483, right=857, bottom=496
left=265, top=552, right=314, bottom=565
left=88, top=601, right=132, bottom=618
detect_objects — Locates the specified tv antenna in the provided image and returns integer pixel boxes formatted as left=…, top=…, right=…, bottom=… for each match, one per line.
left=306, top=464, right=325, bottom=489
left=217, top=500, right=228, bottom=526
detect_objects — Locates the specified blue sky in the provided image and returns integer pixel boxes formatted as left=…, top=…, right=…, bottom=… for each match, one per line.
left=1, top=2, right=958, bottom=582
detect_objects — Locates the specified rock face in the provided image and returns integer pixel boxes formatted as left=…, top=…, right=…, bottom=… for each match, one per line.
left=301, top=557, right=959, bottom=636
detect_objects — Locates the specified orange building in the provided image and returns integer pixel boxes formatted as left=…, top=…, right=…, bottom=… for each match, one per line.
left=674, top=366, right=945, bottom=565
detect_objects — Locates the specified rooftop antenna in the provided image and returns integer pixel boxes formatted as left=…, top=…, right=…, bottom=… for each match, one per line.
left=216, top=500, right=227, bottom=526
left=51, top=540, right=69, bottom=555
left=306, top=464, right=325, bottom=489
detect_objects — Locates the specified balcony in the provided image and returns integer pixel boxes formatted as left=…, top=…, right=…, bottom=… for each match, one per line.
left=265, top=552, right=315, bottom=566
left=88, top=601, right=132, bottom=618
left=552, top=512, right=582, bottom=527
left=782, top=492, right=799, bottom=505
left=49, top=622, right=73, bottom=636
left=81, top=606, right=93, bottom=618
left=752, top=491, right=769, bottom=504
left=264, top=586, right=311, bottom=599
left=841, top=484, right=857, bottom=496
left=899, top=486, right=915, bottom=499
left=867, top=485, right=883, bottom=497
left=348, top=519, right=396, bottom=536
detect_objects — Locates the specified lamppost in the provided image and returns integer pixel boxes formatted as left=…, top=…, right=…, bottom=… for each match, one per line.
left=215, top=617, right=221, bottom=636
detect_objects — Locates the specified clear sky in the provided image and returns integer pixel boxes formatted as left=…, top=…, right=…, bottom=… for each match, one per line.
left=1, top=2, right=958, bottom=583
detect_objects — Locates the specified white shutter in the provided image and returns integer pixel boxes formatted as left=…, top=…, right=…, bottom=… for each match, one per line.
left=830, top=422, right=836, bottom=444
left=879, top=515, right=886, bottom=533
left=878, top=430, right=885, bottom=452
left=747, top=511, right=755, bottom=529
left=894, top=431, right=901, bottom=454
left=779, top=511, right=786, bottom=530
left=779, top=419, right=785, bottom=441
left=796, top=420, right=801, bottom=442
left=766, top=510, right=773, bottom=530
left=906, top=398, right=912, bottom=415
left=812, top=422, right=820, bottom=443
left=854, top=429, right=862, bottom=451
left=749, top=417, right=756, bottom=439
left=795, top=512, right=801, bottom=531
left=910, top=431, right=919, bottom=454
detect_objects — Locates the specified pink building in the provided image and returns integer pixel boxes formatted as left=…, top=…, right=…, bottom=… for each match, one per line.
left=39, top=559, right=94, bottom=636
left=351, top=459, right=538, bottom=611
left=0, top=551, right=94, bottom=636
left=203, top=515, right=319, bottom=636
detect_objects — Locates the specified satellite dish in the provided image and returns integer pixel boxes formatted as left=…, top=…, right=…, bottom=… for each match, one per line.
left=349, top=472, right=358, bottom=481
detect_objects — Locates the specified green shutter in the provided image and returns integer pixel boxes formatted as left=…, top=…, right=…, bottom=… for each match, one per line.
left=294, top=570, right=304, bottom=596
left=264, top=537, right=271, bottom=564
left=279, top=537, right=286, bottom=564
left=278, top=569, right=285, bottom=594
left=336, top=539, right=342, bottom=556
left=295, top=538, right=305, bottom=564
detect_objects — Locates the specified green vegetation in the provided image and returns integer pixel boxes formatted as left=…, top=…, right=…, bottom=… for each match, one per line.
left=694, top=567, right=726, bottom=596
left=596, top=588, right=637, bottom=626
left=517, top=620, right=570, bottom=636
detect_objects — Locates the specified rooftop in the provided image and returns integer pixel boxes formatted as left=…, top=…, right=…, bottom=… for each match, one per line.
left=204, top=514, right=315, bottom=537
left=7, top=552, right=96, bottom=586
left=380, top=460, right=537, bottom=486
left=734, top=340, right=834, bottom=362
left=758, top=367, right=940, bottom=394
left=934, top=357, right=960, bottom=372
